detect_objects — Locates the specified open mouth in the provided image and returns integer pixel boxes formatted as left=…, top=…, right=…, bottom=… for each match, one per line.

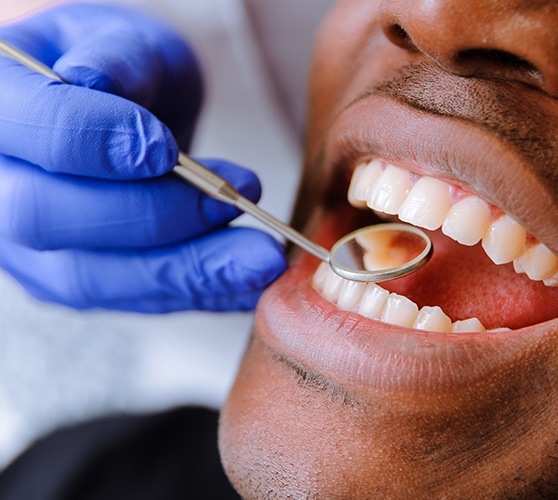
left=312, top=156, right=558, bottom=333
left=255, top=91, right=558, bottom=394
left=302, top=90, right=558, bottom=335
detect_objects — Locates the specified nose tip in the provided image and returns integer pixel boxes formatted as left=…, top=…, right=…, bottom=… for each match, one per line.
left=380, top=0, right=558, bottom=95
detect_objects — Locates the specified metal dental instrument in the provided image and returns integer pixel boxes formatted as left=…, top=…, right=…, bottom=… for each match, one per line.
left=0, top=39, right=433, bottom=283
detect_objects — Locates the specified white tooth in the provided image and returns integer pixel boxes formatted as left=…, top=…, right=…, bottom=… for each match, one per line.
left=543, top=272, right=558, bottom=287
left=398, top=177, right=451, bottom=230
left=482, top=215, right=526, bottom=264
left=312, top=262, right=329, bottom=290
left=413, top=306, right=452, bottom=332
left=441, top=196, right=490, bottom=246
left=513, top=243, right=558, bottom=281
left=487, top=327, right=512, bottom=333
left=358, top=284, right=389, bottom=319
left=348, top=159, right=383, bottom=207
left=366, top=164, right=412, bottom=215
left=322, top=268, right=344, bottom=302
left=513, top=259, right=525, bottom=274
left=337, top=279, right=366, bottom=311
left=381, top=293, right=419, bottom=328
left=451, top=317, right=486, bottom=333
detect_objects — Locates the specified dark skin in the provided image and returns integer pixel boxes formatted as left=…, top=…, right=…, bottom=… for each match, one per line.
left=220, top=0, right=558, bottom=497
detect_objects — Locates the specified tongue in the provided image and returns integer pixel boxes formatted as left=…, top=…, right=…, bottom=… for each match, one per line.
left=381, top=229, right=558, bottom=330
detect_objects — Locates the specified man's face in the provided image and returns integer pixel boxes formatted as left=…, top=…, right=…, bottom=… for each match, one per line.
left=220, top=0, right=558, bottom=496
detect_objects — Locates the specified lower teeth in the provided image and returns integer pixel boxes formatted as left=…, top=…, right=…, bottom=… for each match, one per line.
left=312, top=263, right=508, bottom=333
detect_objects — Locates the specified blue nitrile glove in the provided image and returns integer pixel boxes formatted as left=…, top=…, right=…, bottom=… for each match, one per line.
left=0, top=3, right=286, bottom=312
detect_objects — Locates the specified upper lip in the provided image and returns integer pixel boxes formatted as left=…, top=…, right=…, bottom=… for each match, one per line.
left=320, top=67, right=558, bottom=254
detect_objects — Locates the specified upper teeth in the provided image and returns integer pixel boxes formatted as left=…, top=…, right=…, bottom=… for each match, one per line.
left=348, top=159, right=558, bottom=286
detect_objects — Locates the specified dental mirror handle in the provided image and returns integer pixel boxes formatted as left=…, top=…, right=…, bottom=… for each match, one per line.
left=0, top=39, right=332, bottom=264
left=175, top=153, right=331, bottom=262
left=0, top=40, right=62, bottom=81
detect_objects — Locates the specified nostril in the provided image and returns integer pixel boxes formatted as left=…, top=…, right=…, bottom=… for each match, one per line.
left=454, top=48, right=543, bottom=85
left=385, top=23, right=417, bottom=51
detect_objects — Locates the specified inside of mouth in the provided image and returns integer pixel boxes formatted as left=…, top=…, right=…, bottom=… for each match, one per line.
left=311, top=205, right=558, bottom=331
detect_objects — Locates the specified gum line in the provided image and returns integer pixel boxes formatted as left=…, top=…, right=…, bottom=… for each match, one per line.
left=313, top=262, right=510, bottom=334
left=348, top=159, right=558, bottom=286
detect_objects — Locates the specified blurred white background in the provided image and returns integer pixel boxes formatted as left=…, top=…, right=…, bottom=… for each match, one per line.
left=0, top=0, right=333, bottom=468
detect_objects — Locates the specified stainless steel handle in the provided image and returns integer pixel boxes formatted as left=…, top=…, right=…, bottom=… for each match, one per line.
left=175, top=154, right=330, bottom=262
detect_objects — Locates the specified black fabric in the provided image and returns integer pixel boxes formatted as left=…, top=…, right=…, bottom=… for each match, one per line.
left=0, top=407, right=240, bottom=500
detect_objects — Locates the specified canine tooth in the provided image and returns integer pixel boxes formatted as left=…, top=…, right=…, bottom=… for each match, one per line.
left=348, top=160, right=383, bottom=207
left=312, top=262, right=329, bottom=290
left=543, top=272, right=558, bottom=287
left=381, top=293, right=419, bottom=328
left=358, top=284, right=389, bottom=319
left=366, top=164, right=412, bottom=215
left=337, top=280, right=366, bottom=311
left=322, top=268, right=344, bottom=302
left=413, top=306, right=452, bottom=332
left=513, top=243, right=558, bottom=281
left=482, top=215, right=526, bottom=264
left=399, top=177, right=451, bottom=230
left=451, top=318, right=486, bottom=333
left=441, top=196, right=490, bottom=246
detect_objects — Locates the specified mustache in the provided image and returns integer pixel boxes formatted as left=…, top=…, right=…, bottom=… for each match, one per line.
left=358, top=61, right=558, bottom=186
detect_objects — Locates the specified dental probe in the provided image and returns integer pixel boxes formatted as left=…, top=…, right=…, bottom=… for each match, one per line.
left=0, top=39, right=433, bottom=283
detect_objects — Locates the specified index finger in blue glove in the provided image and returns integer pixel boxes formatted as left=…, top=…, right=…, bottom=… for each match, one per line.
left=0, top=227, right=287, bottom=312
left=0, top=3, right=203, bottom=142
left=0, top=60, right=176, bottom=179
left=0, top=157, right=262, bottom=250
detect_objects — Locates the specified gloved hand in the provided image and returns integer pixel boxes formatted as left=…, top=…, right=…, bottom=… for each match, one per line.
left=0, top=3, right=286, bottom=312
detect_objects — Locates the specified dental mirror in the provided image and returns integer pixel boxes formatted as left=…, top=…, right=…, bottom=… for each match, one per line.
left=0, top=39, right=433, bottom=283
left=175, top=155, right=433, bottom=283
left=328, top=224, right=432, bottom=282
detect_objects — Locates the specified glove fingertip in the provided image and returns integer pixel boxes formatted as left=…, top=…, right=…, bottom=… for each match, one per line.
left=54, top=61, right=122, bottom=95
left=108, top=104, right=178, bottom=179
left=222, top=229, right=287, bottom=290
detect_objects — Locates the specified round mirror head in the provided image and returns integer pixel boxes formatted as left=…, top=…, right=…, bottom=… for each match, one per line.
left=329, top=223, right=433, bottom=282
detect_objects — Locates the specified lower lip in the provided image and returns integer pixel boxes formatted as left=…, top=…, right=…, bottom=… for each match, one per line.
left=255, top=213, right=558, bottom=393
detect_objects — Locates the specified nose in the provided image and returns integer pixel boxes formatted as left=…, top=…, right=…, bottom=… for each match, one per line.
left=379, top=0, right=558, bottom=95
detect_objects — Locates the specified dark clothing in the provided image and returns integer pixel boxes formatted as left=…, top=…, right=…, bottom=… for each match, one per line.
left=0, top=407, right=239, bottom=500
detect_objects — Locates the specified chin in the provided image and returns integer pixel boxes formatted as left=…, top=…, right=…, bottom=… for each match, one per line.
left=219, top=0, right=558, bottom=496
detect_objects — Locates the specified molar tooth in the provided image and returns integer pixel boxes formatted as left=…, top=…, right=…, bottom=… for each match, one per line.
left=322, top=268, right=344, bottom=302
left=381, top=293, right=419, bottom=328
left=441, top=196, right=490, bottom=246
left=312, top=262, right=329, bottom=290
left=366, top=164, right=412, bottom=215
left=513, top=243, right=558, bottom=281
left=451, top=318, right=486, bottom=333
left=398, top=177, right=451, bottom=230
left=358, top=284, right=389, bottom=319
left=413, top=306, right=452, bottom=333
left=348, top=159, right=383, bottom=207
left=337, top=279, right=366, bottom=311
left=481, top=215, right=526, bottom=265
